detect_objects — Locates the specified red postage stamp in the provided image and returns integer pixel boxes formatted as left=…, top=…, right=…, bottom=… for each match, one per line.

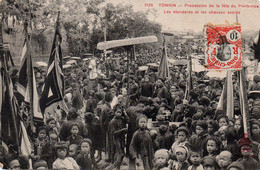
left=205, top=25, right=242, bottom=70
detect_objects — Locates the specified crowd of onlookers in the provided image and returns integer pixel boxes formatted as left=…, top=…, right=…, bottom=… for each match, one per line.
left=3, top=47, right=260, bottom=170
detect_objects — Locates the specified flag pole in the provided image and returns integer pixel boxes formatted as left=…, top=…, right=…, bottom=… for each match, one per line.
left=26, top=0, right=35, bottom=133
left=239, top=68, right=250, bottom=138
left=0, top=11, right=3, bottom=143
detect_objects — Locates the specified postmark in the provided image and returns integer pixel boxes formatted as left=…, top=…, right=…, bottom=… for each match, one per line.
left=204, top=24, right=242, bottom=70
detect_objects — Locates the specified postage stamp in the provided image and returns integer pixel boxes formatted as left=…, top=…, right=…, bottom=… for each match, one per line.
left=204, top=24, right=242, bottom=70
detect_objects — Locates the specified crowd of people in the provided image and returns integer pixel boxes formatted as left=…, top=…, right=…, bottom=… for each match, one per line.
left=3, top=46, right=260, bottom=170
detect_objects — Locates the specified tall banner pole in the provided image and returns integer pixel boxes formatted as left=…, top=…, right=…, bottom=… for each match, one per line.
left=239, top=68, right=250, bottom=138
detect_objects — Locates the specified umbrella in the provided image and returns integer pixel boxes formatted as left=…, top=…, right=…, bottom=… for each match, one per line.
left=83, top=58, right=89, bottom=61
left=36, top=61, right=48, bottom=67
left=63, top=64, right=72, bottom=69
left=66, top=60, right=77, bottom=64
left=168, top=59, right=176, bottom=64
left=206, top=71, right=227, bottom=79
left=64, top=56, right=71, bottom=59
left=71, top=57, right=81, bottom=60
left=147, top=63, right=159, bottom=67
left=172, top=60, right=187, bottom=66
left=138, top=66, right=148, bottom=71
left=106, top=50, right=112, bottom=54
left=83, top=53, right=92, bottom=56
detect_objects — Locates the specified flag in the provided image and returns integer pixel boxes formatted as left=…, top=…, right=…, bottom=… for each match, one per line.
left=0, top=50, right=20, bottom=154
left=238, top=68, right=250, bottom=138
left=215, top=71, right=234, bottom=119
left=16, top=39, right=43, bottom=130
left=20, top=120, right=33, bottom=169
left=251, top=29, right=260, bottom=60
left=158, top=40, right=170, bottom=79
left=39, top=12, right=65, bottom=115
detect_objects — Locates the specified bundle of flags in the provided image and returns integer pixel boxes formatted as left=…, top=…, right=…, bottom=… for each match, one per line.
left=215, top=71, right=234, bottom=119
left=1, top=44, right=34, bottom=168
left=215, top=69, right=250, bottom=138
left=0, top=44, right=20, bottom=154
left=0, top=12, right=66, bottom=164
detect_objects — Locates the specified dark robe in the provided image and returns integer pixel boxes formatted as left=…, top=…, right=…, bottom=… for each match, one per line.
left=141, top=82, right=154, bottom=97
left=75, top=152, right=93, bottom=170
left=130, top=129, right=154, bottom=170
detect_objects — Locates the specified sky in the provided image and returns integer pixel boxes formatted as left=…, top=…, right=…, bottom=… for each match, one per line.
left=106, top=0, right=260, bottom=32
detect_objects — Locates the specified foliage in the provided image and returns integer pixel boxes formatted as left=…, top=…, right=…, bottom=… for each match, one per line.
left=1, top=0, right=162, bottom=57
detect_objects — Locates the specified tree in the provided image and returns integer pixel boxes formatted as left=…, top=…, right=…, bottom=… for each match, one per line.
left=89, top=3, right=162, bottom=54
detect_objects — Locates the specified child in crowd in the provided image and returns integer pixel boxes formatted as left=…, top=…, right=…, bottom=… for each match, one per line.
left=217, top=115, right=229, bottom=128
left=234, top=118, right=243, bottom=140
left=68, top=144, right=78, bottom=159
left=49, top=132, right=59, bottom=145
left=223, top=126, right=241, bottom=161
left=217, top=126, right=227, bottom=148
left=189, top=120, right=208, bottom=156
left=216, top=151, right=232, bottom=170
left=237, top=137, right=259, bottom=170
left=150, top=130, right=159, bottom=151
left=156, top=125, right=168, bottom=149
left=67, top=123, right=83, bottom=145
left=33, top=160, right=48, bottom=170
left=206, top=137, right=221, bottom=158
left=165, top=124, right=178, bottom=150
left=46, top=118, right=59, bottom=136
left=168, top=145, right=190, bottom=170
left=30, top=125, right=52, bottom=168
left=153, top=149, right=169, bottom=170
left=201, top=156, right=219, bottom=170
left=52, top=141, right=80, bottom=169
left=109, top=104, right=129, bottom=170
left=75, top=139, right=94, bottom=170
left=170, top=126, right=189, bottom=157
left=130, top=115, right=154, bottom=170
left=227, top=161, right=245, bottom=170
left=7, top=157, right=21, bottom=170
left=188, top=149, right=203, bottom=170
left=207, top=120, right=218, bottom=137
left=251, top=119, right=260, bottom=143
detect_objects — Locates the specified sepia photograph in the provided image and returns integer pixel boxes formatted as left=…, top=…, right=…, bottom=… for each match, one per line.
left=1, top=0, right=260, bottom=169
